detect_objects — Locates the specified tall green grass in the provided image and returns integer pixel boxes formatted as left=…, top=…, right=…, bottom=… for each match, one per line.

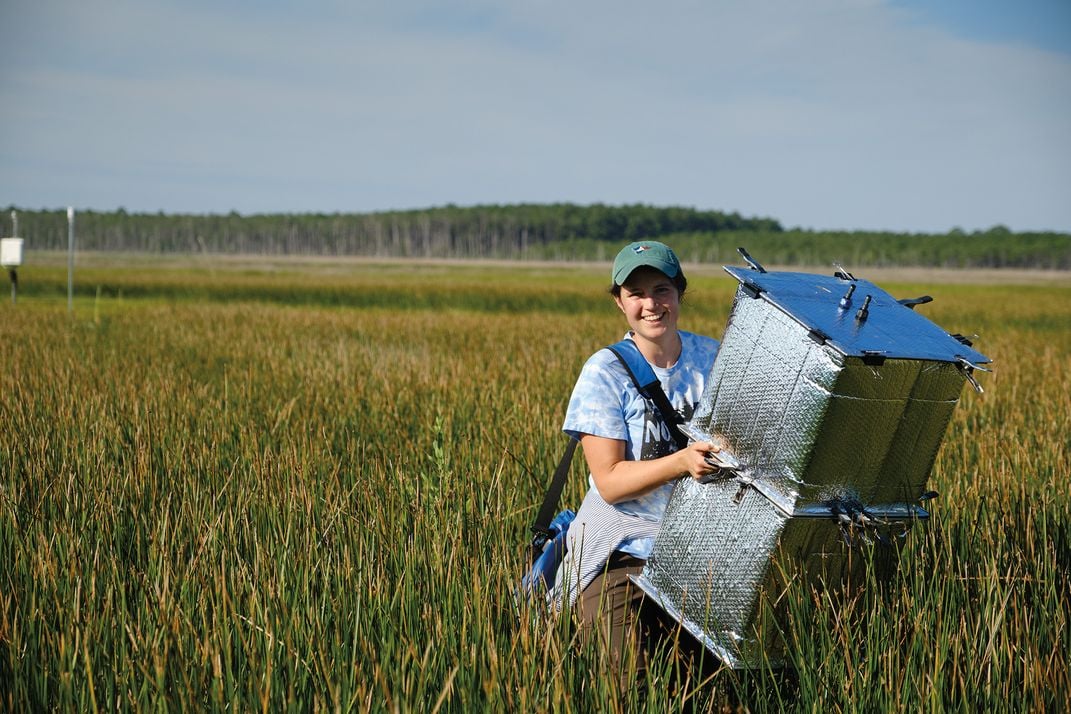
left=1, top=259, right=1068, bottom=711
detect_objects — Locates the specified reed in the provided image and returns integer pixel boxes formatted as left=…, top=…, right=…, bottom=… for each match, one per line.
left=1, top=258, right=1068, bottom=711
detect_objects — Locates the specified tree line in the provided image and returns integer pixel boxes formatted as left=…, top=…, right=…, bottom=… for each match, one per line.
left=3, top=204, right=780, bottom=257
left=4, top=203, right=1068, bottom=268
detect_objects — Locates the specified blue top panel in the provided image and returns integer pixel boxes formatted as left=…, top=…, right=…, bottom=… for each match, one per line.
left=724, top=266, right=991, bottom=364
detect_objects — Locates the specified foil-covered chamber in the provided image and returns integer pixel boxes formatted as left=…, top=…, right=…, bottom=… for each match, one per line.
left=632, top=266, right=989, bottom=668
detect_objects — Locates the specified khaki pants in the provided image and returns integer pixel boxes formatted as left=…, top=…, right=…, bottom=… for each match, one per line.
left=578, top=552, right=716, bottom=688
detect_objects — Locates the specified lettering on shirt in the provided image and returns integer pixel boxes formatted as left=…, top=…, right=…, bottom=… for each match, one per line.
left=639, top=400, right=696, bottom=460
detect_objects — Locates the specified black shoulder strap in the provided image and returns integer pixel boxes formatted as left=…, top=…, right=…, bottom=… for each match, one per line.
left=530, top=339, right=687, bottom=551
left=529, top=438, right=578, bottom=553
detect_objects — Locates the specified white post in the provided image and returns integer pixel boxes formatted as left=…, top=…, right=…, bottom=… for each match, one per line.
left=4, top=211, right=17, bottom=305
left=11, top=210, right=16, bottom=307
left=67, top=207, right=75, bottom=312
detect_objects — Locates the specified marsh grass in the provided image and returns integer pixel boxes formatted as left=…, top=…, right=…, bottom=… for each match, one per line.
left=1, top=258, right=1068, bottom=711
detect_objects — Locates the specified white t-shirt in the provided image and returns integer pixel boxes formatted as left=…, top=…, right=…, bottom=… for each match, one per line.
left=562, top=330, right=720, bottom=558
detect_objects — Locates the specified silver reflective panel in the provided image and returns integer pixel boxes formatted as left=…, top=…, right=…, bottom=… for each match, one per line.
left=632, top=268, right=986, bottom=668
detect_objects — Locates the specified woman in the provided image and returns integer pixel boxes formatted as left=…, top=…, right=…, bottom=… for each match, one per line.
left=552, top=240, right=721, bottom=673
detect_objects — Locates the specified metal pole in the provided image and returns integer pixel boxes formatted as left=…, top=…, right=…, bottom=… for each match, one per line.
left=67, top=207, right=75, bottom=312
left=8, top=211, right=16, bottom=305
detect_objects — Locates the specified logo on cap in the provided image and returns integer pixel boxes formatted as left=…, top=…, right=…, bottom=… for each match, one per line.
left=632, top=245, right=651, bottom=254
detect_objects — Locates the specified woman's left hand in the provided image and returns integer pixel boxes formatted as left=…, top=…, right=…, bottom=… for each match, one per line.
left=677, top=441, right=721, bottom=481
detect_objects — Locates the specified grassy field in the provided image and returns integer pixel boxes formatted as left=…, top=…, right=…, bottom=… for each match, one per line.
left=2, top=254, right=1069, bottom=711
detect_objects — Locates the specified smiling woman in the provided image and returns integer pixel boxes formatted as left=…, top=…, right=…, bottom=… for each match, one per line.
left=549, top=240, right=722, bottom=686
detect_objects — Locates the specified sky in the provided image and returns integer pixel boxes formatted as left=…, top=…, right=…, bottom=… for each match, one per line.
left=1, top=0, right=1069, bottom=233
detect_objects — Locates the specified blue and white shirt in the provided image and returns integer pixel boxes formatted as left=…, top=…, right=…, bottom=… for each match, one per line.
left=562, top=330, right=720, bottom=558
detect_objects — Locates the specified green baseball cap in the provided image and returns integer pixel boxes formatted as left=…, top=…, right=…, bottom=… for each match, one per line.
left=611, top=241, right=682, bottom=286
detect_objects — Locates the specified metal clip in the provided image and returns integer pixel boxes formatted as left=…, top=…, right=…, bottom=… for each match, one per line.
left=698, top=469, right=734, bottom=485
left=737, top=246, right=767, bottom=274
left=956, top=356, right=992, bottom=373
left=732, top=477, right=753, bottom=504
left=833, top=262, right=856, bottom=281
left=741, top=280, right=763, bottom=299
left=956, top=356, right=991, bottom=394
left=897, top=295, right=933, bottom=310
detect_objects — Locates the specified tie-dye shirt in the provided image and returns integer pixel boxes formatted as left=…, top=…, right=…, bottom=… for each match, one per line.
left=562, top=330, right=720, bottom=558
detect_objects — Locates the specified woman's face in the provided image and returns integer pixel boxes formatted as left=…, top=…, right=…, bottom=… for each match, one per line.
left=614, top=267, right=680, bottom=344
